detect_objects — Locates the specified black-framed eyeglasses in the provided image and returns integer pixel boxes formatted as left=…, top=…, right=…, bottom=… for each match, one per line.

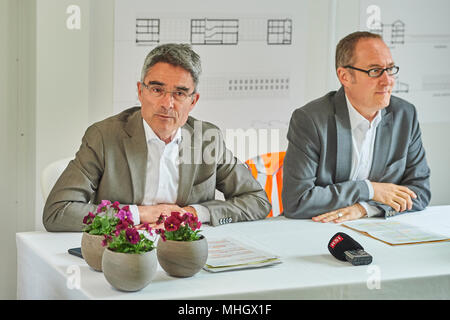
left=141, top=83, right=195, bottom=102
left=344, top=65, right=399, bottom=78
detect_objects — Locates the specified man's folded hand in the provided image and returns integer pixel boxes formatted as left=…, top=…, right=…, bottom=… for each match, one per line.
left=371, top=182, right=417, bottom=212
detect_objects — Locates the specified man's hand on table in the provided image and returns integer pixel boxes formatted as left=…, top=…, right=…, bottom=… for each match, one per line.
left=312, top=203, right=367, bottom=223
left=136, top=204, right=198, bottom=229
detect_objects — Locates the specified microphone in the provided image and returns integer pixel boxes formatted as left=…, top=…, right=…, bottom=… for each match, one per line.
left=328, top=232, right=373, bottom=266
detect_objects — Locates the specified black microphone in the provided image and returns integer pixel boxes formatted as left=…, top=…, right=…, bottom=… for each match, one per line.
left=328, top=232, right=373, bottom=266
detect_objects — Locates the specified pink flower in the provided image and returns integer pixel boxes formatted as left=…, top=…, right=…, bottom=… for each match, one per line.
left=82, top=212, right=95, bottom=225
left=125, top=228, right=140, bottom=244
left=181, top=212, right=201, bottom=230
left=182, top=212, right=193, bottom=222
left=189, top=219, right=202, bottom=231
left=96, top=200, right=111, bottom=213
left=143, top=223, right=153, bottom=236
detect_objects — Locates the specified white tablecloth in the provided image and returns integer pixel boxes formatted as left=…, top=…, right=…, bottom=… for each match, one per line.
left=16, top=206, right=450, bottom=299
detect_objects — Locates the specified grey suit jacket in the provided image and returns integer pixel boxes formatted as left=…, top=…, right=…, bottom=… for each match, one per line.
left=43, top=107, right=271, bottom=231
left=282, top=87, right=431, bottom=219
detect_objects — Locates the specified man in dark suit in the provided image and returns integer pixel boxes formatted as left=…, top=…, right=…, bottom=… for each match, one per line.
left=282, top=31, right=431, bottom=223
left=43, top=44, right=271, bottom=232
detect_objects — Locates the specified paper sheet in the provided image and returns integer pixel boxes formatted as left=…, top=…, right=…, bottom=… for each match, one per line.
left=343, top=220, right=450, bottom=245
left=203, top=237, right=281, bottom=272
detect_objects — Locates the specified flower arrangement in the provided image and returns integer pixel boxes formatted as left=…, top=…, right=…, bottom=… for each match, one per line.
left=102, top=206, right=155, bottom=254
left=82, top=200, right=121, bottom=235
left=155, top=212, right=203, bottom=242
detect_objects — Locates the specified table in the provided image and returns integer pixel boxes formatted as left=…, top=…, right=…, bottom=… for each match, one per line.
left=16, top=206, right=450, bottom=300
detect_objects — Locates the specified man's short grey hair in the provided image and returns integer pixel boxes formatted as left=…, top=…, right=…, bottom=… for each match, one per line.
left=140, top=43, right=202, bottom=91
left=335, top=31, right=383, bottom=71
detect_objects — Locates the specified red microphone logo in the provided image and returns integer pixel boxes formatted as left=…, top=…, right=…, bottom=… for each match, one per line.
left=329, top=235, right=343, bottom=249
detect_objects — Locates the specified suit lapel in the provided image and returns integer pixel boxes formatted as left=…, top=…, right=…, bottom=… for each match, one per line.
left=123, top=110, right=147, bottom=204
left=369, top=108, right=393, bottom=180
left=334, top=87, right=352, bottom=182
left=176, top=118, right=202, bottom=206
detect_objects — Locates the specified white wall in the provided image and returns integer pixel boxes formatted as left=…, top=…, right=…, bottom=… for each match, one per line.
left=0, top=0, right=36, bottom=300
left=1, top=0, right=449, bottom=299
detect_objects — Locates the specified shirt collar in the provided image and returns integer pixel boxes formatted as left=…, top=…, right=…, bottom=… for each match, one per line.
left=142, top=119, right=182, bottom=145
left=345, top=94, right=382, bottom=131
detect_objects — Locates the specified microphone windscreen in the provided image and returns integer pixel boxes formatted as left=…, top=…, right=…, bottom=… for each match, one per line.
left=328, top=232, right=364, bottom=261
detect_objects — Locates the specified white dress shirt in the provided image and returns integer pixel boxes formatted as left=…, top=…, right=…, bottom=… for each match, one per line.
left=345, top=95, right=382, bottom=217
left=129, top=120, right=211, bottom=224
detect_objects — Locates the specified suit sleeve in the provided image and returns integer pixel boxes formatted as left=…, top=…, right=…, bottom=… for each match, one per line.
left=197, top=129, right=272, bottom=226
left=42, top=125, right=104, bottom=232
left=401, top=107, right=431, bottom=210
left=282, top=109, right=371, bottom=219
left=367, top=106, right=431, bottom=215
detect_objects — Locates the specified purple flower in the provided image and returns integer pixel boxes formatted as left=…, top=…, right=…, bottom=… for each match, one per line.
left=82, top=212, right=95, bottom=225
left=155, top=228, right=166, bottom=241
left=115, top=208, right=133, bottom=223
left=111, top=201, right=120, bottom=211
left=102, top=234, right=112, bottom=247
left=115, top=219, right=129, bottom=236
left=125, top=228, right=140, bottom=245
left=186, top=214, right=201, bottom=230
left=164, top=215, right=181, bottom=232
left=156, top=214, right=166, bottom=225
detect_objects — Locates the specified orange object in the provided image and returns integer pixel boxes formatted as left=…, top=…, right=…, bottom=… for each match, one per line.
left=245, top=152, right=286, bottom=218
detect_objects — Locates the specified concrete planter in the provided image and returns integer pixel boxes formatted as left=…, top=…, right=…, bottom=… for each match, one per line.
left=102, top=248, right=157, bottom=292
left=81, top=232, right=105, bottom=271
left=157, top=236, right=208, bottom=278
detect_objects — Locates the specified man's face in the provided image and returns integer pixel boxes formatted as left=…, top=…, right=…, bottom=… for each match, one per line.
left=338, top=38, right=395, bottom=118
left=137, top=62, right=199, bottom=143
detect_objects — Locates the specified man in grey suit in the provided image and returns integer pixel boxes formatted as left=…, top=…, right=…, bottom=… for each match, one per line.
left=282, top=31, right=431, bottom=223
left=43, top=44, right=271, bottom=232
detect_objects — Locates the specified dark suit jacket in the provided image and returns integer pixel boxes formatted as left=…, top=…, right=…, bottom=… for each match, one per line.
left=43, top=107, right=271, bottom=231
left=282, top=87, right=431, bottom=218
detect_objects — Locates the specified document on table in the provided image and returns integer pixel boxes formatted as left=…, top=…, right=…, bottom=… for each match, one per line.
left=342, top=220, right=450, bottom=246
left=203, top=237, right=281, bottom=272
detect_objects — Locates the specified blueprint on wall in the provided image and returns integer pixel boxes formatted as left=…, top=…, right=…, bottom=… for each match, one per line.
left=113, top=0, right=307, bottom=131
left=360, top=0, right=450, bottom=123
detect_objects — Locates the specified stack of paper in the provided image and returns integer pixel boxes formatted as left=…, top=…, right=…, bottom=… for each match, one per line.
left=342, top=220, right=450, bottom=246
left=203, top=238, right=281, bottom=273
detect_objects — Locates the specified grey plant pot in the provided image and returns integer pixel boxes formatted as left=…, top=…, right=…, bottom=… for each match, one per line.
left=81, top=232, right=105, bottom=272
left=157, top=236, right=208, bottom=278
left=102, top=248, right=157, bottom=292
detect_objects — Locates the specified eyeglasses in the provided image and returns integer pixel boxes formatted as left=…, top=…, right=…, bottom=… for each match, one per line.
left=344, top=65, right=399, bottom=78
left=141, top=83, right=195, bottom=102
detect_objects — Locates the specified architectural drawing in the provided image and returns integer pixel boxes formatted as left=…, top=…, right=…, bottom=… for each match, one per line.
left=267, top=19, right=292, bottom=45
left=135, top=18, right=160, bottom=45
left=191, top=18, right=239, bottom=45
left=369, top=19, right=405, bottom=45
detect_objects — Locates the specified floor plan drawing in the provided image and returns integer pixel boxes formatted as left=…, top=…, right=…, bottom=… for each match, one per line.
left=267, top=19, right=292, bottom=45
left=135, top=18, right=160, bottom=45
left=369, top=19, right=405, bottom=46
left=191, top=18, right=239, bottom=45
